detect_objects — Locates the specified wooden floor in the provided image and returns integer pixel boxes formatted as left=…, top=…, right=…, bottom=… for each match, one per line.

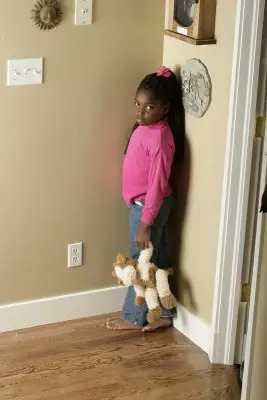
left=0, top=313, right=240, bottom=400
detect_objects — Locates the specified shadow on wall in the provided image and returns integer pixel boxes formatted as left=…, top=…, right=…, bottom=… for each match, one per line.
left=168, top=70, right=197, bottom=313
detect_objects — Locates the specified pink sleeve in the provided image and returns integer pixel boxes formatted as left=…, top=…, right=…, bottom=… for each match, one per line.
left=141, top=139, right=174, bottom=226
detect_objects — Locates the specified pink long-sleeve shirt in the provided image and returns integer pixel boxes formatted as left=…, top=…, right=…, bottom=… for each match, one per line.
left=122, top=120, right=175, bottom=226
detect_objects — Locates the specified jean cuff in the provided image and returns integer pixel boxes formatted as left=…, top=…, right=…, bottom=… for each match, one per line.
left=121, top=312, right=148, bottom=327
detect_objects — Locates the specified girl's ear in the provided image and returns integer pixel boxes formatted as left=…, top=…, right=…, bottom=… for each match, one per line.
left=163, top=103, right=171, bottom=115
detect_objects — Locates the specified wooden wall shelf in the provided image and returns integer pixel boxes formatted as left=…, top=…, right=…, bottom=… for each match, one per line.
left=165, top=0, right=217, bottom=46
left=164, top=29, right=217, bottom=46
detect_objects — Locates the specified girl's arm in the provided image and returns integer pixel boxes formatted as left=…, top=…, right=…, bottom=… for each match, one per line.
left=142, top=146, right=173, bottom=225
left=135, top=142, right=173, bottom=249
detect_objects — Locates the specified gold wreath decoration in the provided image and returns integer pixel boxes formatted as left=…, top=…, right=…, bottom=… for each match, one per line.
left=31, top=0, right=63, bottom=31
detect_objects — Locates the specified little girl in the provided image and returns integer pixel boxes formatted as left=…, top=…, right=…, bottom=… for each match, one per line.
left=107, top=66, right=185, bottom=332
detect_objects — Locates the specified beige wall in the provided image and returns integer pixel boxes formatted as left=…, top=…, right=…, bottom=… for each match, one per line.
left=249, top=220, right=267, bottom=400
left=0, top=0, right=165, bottom=304
left=163, top=0, right=237, bottom=323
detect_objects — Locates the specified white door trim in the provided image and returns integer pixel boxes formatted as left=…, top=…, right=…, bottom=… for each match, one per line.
left=209, top=0, right=265, bottom=364
left=241, top=139, right=267, bottom=399
left=241, top=8, right=267, bottom=398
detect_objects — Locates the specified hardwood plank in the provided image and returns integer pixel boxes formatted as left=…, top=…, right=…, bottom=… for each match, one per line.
left=0, top=313, right=240, bottom=400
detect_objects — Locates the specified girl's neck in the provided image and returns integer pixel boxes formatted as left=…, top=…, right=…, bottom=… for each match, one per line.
left=143, top=119, right=167, bottom=128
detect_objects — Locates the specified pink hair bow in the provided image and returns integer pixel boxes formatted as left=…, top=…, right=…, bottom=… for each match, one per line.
left=157, top=66, right=171, bottom=78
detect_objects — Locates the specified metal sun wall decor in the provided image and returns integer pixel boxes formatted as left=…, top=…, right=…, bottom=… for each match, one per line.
left=31, top=0, right=63, bottom=31
left=180, top=58, right=212, bottom=118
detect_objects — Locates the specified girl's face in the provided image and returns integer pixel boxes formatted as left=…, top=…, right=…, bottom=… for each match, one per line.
left=134, top=89, right=169, bottom=126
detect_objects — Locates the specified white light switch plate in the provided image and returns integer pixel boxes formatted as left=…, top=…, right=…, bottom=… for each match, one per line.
left=75, top=0, right=92, bottom=25
left=7, top=58, right=43, bottom=86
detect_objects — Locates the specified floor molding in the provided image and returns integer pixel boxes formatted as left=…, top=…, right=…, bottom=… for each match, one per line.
left=0, top=286, right=127, bottom=333
left=1, top=288, right=211, bottom=355
left=173, top=303, right=210, bottom=354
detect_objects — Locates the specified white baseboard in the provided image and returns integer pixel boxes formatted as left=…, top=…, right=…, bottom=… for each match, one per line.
left=0, top=289, right=211, bottom=355
left=173, top=303, right=210, bottom=354
left=0, top=286, right=127, bottom=333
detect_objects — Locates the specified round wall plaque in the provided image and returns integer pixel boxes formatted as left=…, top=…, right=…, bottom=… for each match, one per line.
left=180, top=58, right=212, bottom=118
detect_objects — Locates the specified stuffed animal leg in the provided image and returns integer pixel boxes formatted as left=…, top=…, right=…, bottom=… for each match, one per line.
left=137, top=243, right=154, bottom=284
left=156, top=269, right=177, bottom=309
left=133, top=283, right=146, bottom=306
left=145, top=287, right=162, bottom=323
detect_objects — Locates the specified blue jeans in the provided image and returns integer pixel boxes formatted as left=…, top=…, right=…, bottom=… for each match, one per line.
left=122, top=196, right=176, bottom=326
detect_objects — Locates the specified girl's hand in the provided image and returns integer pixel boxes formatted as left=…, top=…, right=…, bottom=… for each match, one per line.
left=135, top=222, right=151, bottom=249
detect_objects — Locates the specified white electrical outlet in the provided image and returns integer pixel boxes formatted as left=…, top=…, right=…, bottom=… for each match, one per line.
left=68, top=242, right=83, bottom=267
left=75, top=0, right=93, bottom=26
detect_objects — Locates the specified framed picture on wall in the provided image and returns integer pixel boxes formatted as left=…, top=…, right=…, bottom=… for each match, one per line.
left=165, top=0, right=217, bottom=45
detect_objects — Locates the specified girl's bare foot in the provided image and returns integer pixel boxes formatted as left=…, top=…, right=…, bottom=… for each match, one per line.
left=142, top=318, right=172, bottom=332
left=106, top=319, right=142, bottom=331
